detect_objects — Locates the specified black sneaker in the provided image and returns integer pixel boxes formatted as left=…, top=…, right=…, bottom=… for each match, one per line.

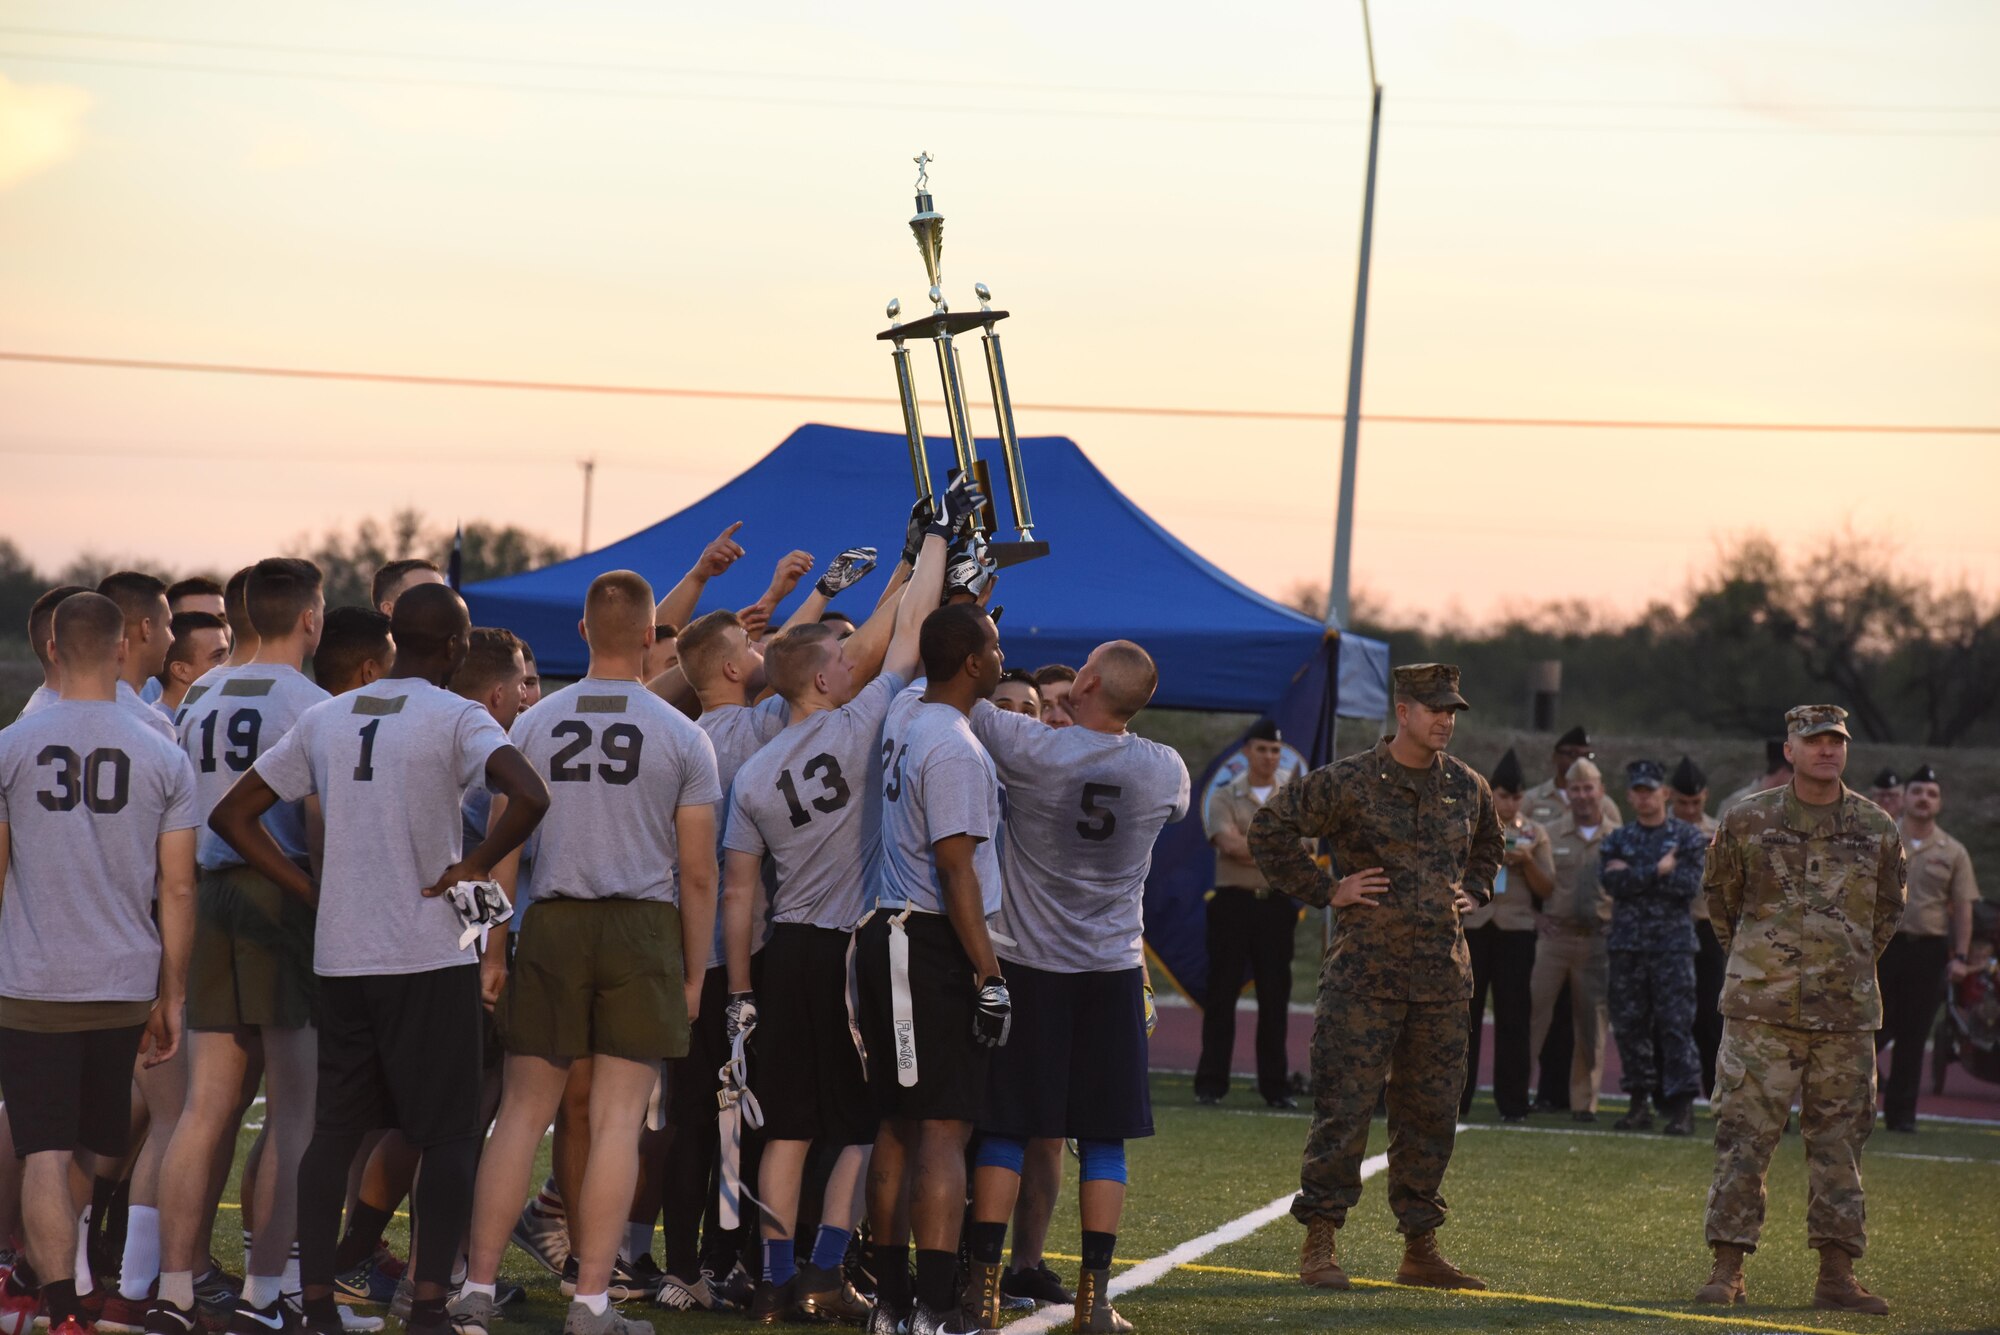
left=225, top=1298, right=294, bottom=1335
left=622, top=1256, right=663, bottom=1295
left=747, top=1279, right=792, bottom=1326
left=999, top=1262, right=1071, bottom=1309
left=142, top=1302, right=200, bottom=1335
left=705, top=1263, right=753, bottom=1312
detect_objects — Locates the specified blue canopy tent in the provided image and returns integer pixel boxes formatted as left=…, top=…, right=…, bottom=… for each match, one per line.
left=465, top=423, right=1388, bottom=999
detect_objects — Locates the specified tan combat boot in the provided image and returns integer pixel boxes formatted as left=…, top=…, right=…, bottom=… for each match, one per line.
left=1395, top=1230, right=1486, bottom=1290
left=1298, top=1218, right=1349, bottom=1290
left=1693, top=1244, right=1747, bottom=1305
left=1071, top=1267, right=1132, bottom=1333
left=1813, top=1247, right=1888, bottom=1315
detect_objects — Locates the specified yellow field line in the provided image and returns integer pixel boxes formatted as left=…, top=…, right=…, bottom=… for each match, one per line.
left=1046, top=1251, right=1860, bottom=1335
left=215, top=1202, right=411, bottom=1221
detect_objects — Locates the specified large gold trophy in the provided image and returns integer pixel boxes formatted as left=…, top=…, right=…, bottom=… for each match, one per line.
left=878, top=152, right=1049, bottom=566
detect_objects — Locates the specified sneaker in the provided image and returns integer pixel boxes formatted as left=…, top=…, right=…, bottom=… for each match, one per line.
left=332, top=1250, right=401, bottom=1307
left=491, top=1285, right=524, bottom=1311
left=193, top=1272, right=239, bottom=1334
left=289, top=1304, right=340, bottom=1335
left=98, top=1294, right=152, bottom=1333
left=794, top=1262, right=871, bottom=1323
left=443, top=1288, right=494, bottom=1335
left=649, top=1273, right=714, bottom=1314
left=621, top=1258, right=662, bottom=1295
left=998, top=1262, right=1071, bottom=1309
left=860, top=1303, right=904, bottom=1335
left=510, top=1205, right=569, bottom=1278
left=225, top=1298, right=292, bottom=1335
left=747, top=1280, right=790, bottom=1327
left=48, top=1317, right=93, bottom=1335
left=704, top=1264, right=753, bottom=1313
left=560, top=1302, right=651, bottom=1335
left=386, top=1279, right=412, bottom=1327
left=140, top=1303, right=197, bottom=1335
left=907, top=1301, right=981, bottom=1335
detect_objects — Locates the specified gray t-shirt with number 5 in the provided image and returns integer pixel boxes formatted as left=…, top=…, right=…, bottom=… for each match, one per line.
left=725, top=672, right=905, bottom=931
left=970, top=701, right=1190, bottom=974
left=510, top=678, right=721, bottom=905
left=255, top=677, right=511, bottom=977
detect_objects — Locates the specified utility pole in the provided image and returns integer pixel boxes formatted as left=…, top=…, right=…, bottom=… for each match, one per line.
left=1327, top=0, right=1381, bottom=631
left=579, top=457, right=596, bottom=553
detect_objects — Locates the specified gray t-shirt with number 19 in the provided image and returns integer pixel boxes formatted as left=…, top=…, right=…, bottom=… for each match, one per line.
left=254, top=677, right=511, bottom=978
left=874, top=693, right=1002, bottom=918
left=725, top=672, right=905, bottom=931
left=970, top=702, right=1190, bottom=973
left=0, top=700, right=198, bottom=1002
left=510, top=679, right=721, bottom=904
left=175, top=664, right=329, bottom=871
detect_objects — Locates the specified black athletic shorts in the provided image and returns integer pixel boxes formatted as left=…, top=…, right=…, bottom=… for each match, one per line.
left=0, top=1021, right=146, bottom=1157
left=751, top=924, right=876, bottom=1146
left=314, top=965, right=483, bottom=1146
left=856, top=911, right=989, bottom=1123
left=980, top=962, right=1153, bottom=1141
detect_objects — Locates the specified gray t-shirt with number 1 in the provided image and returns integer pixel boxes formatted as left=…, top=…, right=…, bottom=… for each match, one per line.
left=874, top=693, right=1002, bottom=918
left=970, top=702, right=1190, bottom=974
left=175, top=664, right=329, bottom=871
left=0, top=700, right=198, bottom=1002
left=255, top=677, right=511, bottom=977
left=725, top=672, right=905, bottom=931
left=510, top=679, right=721, bottom=904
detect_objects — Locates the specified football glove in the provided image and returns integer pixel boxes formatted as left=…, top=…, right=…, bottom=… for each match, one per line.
left=816, top=546, right=878, bottom=598
left=973, top=975, right=1012, bottom=1048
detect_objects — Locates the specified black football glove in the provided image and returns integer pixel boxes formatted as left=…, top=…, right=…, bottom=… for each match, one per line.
left=945, top=532, right=998, bottom=602
left=902, top=496, right=936, bottom=566
left=932, top=469, right=989, bottom=538
left=816, top=546, right=878, bottom=598
left=973, top=976, right=1012, bottom=1048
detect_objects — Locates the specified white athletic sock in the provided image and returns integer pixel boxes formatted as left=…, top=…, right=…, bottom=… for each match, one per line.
left=575, top=1293, right=608, bottom=1316
left=241, top=1228, right=254, bottom=1259
left=625, top=1223, right=653, bottom=1263
left=281, top=1245, right=301, bottom=1299
left=243, top=1276, right=282, bottom=1310
left=74, top=1206, right=94, bottom=1296
left=458, top=1282, right=496, bottom=1302
left=118, top=1205, right=162, bottom=1299
left=158, top=1271, right=196, bottom=1311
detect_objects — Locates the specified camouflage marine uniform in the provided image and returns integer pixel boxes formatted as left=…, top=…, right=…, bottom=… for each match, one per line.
left=1702, top=712, right=1905, bottom=1261
left=1249, top=669, right=1503, bottom=1240
left=1599, top=771, right=1709, bottom=1112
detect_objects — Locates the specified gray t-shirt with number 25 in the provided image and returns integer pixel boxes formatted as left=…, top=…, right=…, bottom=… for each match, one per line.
left=255, top=677, right=511, bottom=977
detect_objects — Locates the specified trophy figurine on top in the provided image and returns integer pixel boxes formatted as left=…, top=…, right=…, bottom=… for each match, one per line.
left=877, top=151, right=1050, bottom=569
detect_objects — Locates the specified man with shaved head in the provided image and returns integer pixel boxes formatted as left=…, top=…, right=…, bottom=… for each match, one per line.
left=16, top=585, right=91, bottom=719
left=454, top=571, right=719, bottom=1335
left=956, top=639, right=1190, bottom=1333
left=95, top=572, right=178, bottom=743
left=0, top=592, right=198, bottom=1335
left=223, top=568, right=260, bottom=668
left=209, top=583, right=549, bottom=1335
left=156, top=613, right=230, bottom=719
left=371, top=560, right=446, bottom=619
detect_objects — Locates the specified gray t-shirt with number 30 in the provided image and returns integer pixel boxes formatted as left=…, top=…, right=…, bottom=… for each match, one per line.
left=255, top=677, right=511, bottom=977
left=510, top=679, right=721, bottom=905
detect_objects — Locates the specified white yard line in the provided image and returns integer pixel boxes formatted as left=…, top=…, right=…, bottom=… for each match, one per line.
left=1003, top=1144, right=1406, bottom=1333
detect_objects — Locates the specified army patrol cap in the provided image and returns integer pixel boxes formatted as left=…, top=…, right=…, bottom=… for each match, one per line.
left=1393, top=662, right=1469, bottom=711
left=1669, top=755, right=1706, bottom=796
left=1785, top=704, right=1852, bottom=740
left=1625, top=758, right=1666, bottom=789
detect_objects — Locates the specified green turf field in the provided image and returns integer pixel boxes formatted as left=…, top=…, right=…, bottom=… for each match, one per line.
left=212, top=1075, right=1999, bottom=1335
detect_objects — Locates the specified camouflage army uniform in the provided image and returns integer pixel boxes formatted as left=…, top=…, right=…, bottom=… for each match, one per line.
left=1702, top=774, right=1905, bottom=1257
left=1600, top=815, right=1708, bottom=1103
left=1250, top=737, right=1504, bottom=1234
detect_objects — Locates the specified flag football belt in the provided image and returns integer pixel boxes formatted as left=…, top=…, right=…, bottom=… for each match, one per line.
left=445, top=879, right=512, bottom=952
left=716, top=1025, right=765, bottom=1231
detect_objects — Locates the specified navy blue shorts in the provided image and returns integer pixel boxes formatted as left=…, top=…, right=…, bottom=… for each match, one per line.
left=979, top=962, right=1153, bottom=1141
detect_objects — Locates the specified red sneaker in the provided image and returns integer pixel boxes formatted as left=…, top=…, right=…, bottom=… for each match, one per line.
left=96, top=1294, right=150, bottom=1334
left=48, top=1316, right=96, bottom=1335
left=0, top=1286, right=34, bottom=1335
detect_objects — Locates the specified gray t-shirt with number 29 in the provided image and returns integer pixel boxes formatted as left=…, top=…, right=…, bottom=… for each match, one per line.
left=0, top=700, right=198, bottom=1002
left=510, top=679, right=721, bottom=904
left=970, top=702, right=1190, bottom=973
left=255, top=677, right=511, bottom=977
left=725, top=672, right=905, bottom=931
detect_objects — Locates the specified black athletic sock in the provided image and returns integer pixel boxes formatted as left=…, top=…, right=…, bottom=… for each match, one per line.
left=333, top=1202, right=395, bottom=1273
left=297, top=1129, right=367, bottom=1294
left=7, top=1256, right=40, bottom=1295
left=104, top=1177, right=133, bottom=1264
left=42, top=1279, right=81, bottom=1327
left=301, top=1294, right=340, bottom=1333
left=867, top=1242, right=910, bottom=1311
left=409, top=1137, right=479, bottom=1291
left=913, top=1249, right=955, bottom=1314
left=407, top=1296, right=448, bottom=1332
left=1080, top=1231, right=1116, bottom=1272
left=967, top=1222, right=1006, bottom=1267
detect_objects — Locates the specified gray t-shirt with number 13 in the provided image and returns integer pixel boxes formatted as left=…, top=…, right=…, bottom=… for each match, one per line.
left=255, top=677, right=511, bottom=977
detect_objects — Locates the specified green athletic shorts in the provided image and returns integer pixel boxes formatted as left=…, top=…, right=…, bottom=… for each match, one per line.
left=501, top=897, right=688, bottom=1061
left=187, top=865, right=318, bottom=1031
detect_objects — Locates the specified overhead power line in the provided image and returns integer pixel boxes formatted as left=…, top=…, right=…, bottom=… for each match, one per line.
left=4, top=349, right=1994, bottom=437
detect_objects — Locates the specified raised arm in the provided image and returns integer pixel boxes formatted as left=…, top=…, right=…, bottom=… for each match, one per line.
left=655, top=521, right=747, bottom=630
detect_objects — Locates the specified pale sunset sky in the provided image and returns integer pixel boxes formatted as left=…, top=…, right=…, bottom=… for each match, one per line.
left=2, top=0, right=1996, bottom=621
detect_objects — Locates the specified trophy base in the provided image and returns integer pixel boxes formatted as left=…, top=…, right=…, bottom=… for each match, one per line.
left=877, top=309, right=1009, bottom=341
left=988, top=539, right=1049, bottom=569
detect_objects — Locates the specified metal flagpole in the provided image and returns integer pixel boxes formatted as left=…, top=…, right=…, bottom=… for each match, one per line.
left=579, top=457, right=596, bottom=553
left=1327, top=0, right=1381, bottom=631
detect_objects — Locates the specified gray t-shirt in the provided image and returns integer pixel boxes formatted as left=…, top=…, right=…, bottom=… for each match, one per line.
left=875, top=693, right=1002, bottom=918
left=696, top=695, right=788, bottom=966
left=119, top=680, right=177, bottom=743
left=970, top=702, right=1190, bottom=973
left=0, top=700, right=198, bottom=1002
left=511, top=680, right=722, bottom=904
left=725, top=673, right=904, bottom=931
left=255, top=677, right=511, bottom=977
left=16, top=685, right=57, bottom=720
left=175, top=664, right=329, bottom=871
